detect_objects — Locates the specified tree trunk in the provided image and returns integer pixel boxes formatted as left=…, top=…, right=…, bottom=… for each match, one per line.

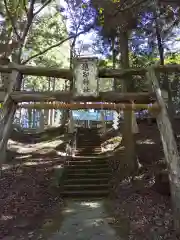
left=32, top=109, right=36, bottom=128
left=44, top=78, right=51, bottom=127
left=39, top=110, right=44, bottom=131
left=50, top=78, right=56, bottom=126
left=28, top=109, right=32, bottom=128
left=153, top=1, right=175, bottom=134
left=0, top=68, right=23, bottom=165
left=119, top=30, right=137, bottom=176
left=112, top=37, right=117, bottom=90
left=44, top=109, right=49, bottom=127
left=61, top=109, right=69, bottom=126
left=147, top=67, right=180, bottom=235
left=61, top=40, right=76, bottom=128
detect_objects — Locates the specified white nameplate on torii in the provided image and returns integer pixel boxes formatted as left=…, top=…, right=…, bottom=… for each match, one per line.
left=73, top=57, right=99, bottom=97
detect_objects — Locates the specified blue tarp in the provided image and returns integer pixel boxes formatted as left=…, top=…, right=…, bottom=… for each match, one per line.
left=72, top=111, right=114, bottom=121
left=16, top=110, right=115, bottom=128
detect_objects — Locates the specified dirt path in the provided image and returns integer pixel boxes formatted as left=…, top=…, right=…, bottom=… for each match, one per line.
left=49, top=200, right=121, bottom=240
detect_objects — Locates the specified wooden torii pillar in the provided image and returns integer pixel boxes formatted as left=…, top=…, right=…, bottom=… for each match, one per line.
left=0, top=62, right=23, bottom=166
left=0, top=57, right=11, bottom=91
left=146, top=67, right=180, bottom=233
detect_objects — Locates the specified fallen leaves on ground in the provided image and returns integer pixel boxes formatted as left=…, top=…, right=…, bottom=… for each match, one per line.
left=109, top=121, right=180, bottom=240
left=0, top=143, right=65, bottom=240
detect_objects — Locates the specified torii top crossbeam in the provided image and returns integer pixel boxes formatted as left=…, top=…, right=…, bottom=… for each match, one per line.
left=0, top=63, right=180, bottom=79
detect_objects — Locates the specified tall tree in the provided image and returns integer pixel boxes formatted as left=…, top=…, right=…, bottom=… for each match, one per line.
left=90, top=0, right=148, bottom=174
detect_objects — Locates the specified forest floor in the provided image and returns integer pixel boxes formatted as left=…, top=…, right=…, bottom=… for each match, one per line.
left=0, top=122, right=180, bottom=239
left=107, top=120, right=180, bottom=240
left=0, top=128, right=68, bottom=239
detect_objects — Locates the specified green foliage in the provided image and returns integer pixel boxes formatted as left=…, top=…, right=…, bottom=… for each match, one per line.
left=99, top=59, right=113, bottom=67
left=5, top=0, right=27, bottom=17
left=3, top=1, right=70, bottom=91
left=3, top=0, right=28, bottom=34
left=165, top=53, right=180, bottom=64
left=26, top=10, right=69, bottom=68
left=98, top=8, right=104, bottom=26
left=81, top=3, right=87, bottom=9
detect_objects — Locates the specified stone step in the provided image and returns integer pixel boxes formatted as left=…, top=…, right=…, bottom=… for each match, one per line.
left=64, top=178, right=109, bottom=184
left=77, top=142, right=101, bottom=144
left=78, top=142, right=101, bottom=143
left=63, top=184, right=109, bottom=191
left=62, top=190, right=109, bottom=198
left=77, top=142, right=101, bottom=145
left=66, top=168, right=110, bottom=174
left=79, top=138, right=101, bottom=140
left=74, top=155, right=105, bottom=158
left=77, top=137, right=100, bottom=139
left=67, top=172, right=111, bottom=179
left=72, top=155, right=109, bottom=159
left=77, top=136, right=100, bottom=138
left=77, top=146, right=101, bottom=148
left=75, top=153, right=102, bottom=155
left=75, top=155, right=102, bottom=158
left=77, top=136, right=101, bottom=138
left=66, top=160, right=108, bottom=165
left=77, top=135, right=100, bottom=138
left=75, top=151, right=102, bottom=155
left=67, top=159, right=107, bottom=163
left=74, top=152, right=104, bottom=159
left=76, top=152, right=102, bottom=155
left=67, top=164, right=109, bottom=169
left=77, top=131, right=100, bottom=134
left=76, top=144, right=101, bottom=147
left=76, top=147, right=101, bottom=150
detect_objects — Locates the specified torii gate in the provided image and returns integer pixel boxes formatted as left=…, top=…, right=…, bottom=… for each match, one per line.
left=0, top=58, right=179, bottom=231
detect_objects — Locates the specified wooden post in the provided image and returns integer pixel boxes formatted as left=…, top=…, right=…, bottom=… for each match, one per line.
left=0, top=57, right=10, bottom=91
left=39, top=110, right=44, bottom=131
left=132, top=111, right=139, bottom=134
left=55, top=110, right=61, bottom=125
left=28, top=109, right=32, bottom=128
left=0, top=66, right=23, bottom=165
left=68, top=110, right=74, bottom=133
left=118, top=30, right=137, bottom=175
left=146, top=67, right=180, bottom=233
left=131, top=101, right=139, bottom=134
left=100, top=110, right=106, bottom=133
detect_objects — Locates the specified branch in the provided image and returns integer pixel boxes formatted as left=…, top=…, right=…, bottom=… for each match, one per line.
left=22, top=28, right=93, bottom=64
left=21, top=0, right=36, bottom=42
left=18, top=0, right=36, bottom=62
left=23, top=0, right=28, bottom=16
left=113, top=0, right=149, bottom=16
left=3, top=0, right=21, bottom=41
left=162, top=19, right=180, bottom=41
left=70, top=8, right=86, bottom=48
left=33, top=0, right=52, bottom=17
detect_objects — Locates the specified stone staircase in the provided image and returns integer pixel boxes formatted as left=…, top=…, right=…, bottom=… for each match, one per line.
left=61, top=128, right=111, bottom=198
left=75, top=128, right=102, bottom=156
